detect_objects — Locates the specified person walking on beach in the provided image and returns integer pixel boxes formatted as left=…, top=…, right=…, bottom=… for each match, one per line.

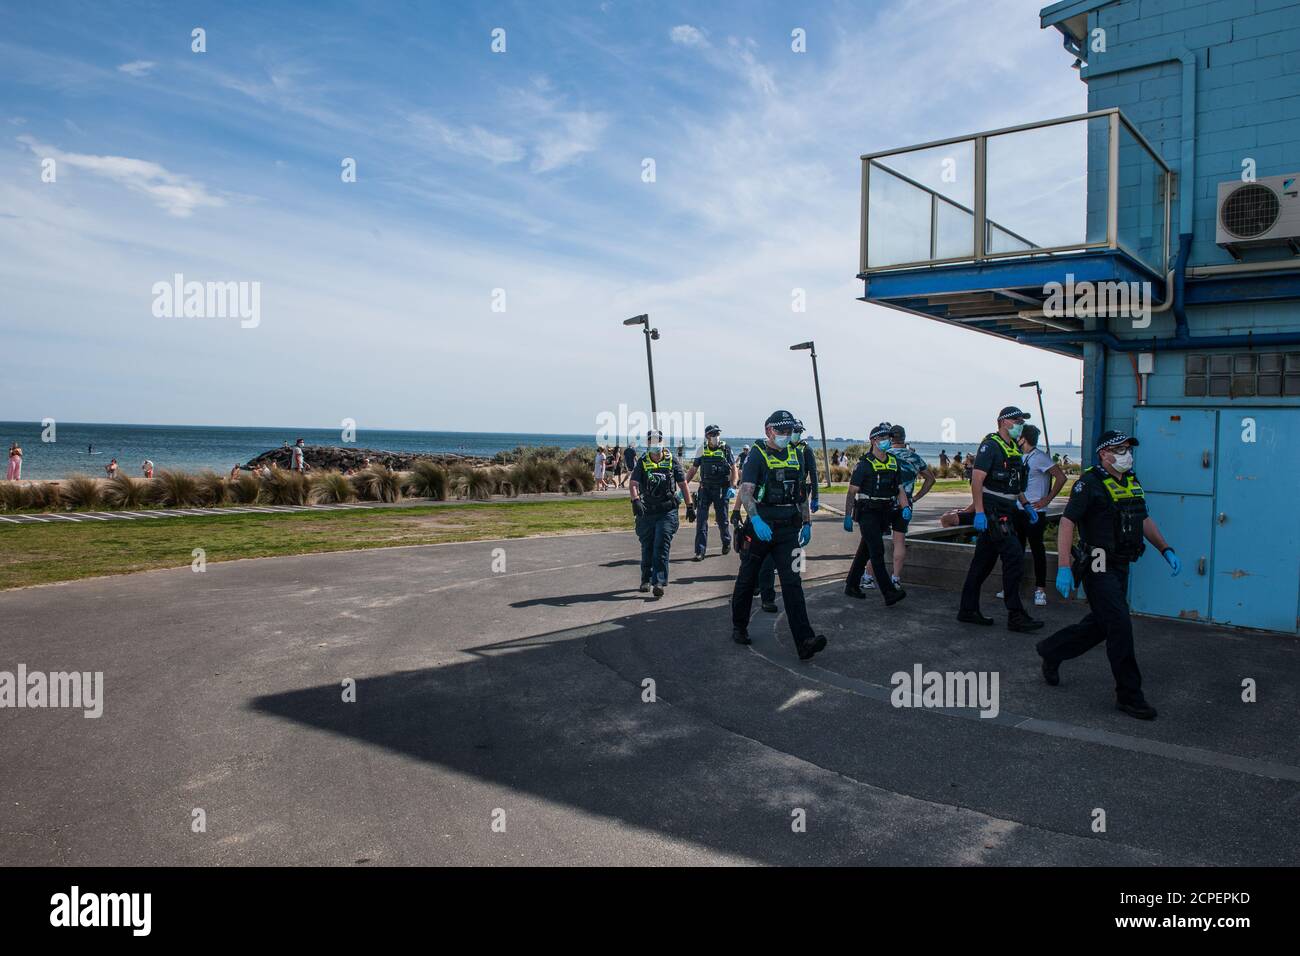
left=630, top=430, right=693, bottom=598
left=291, top=438, right=307, bottom=473
left=105, top=458, right=119, bottom=478
left=230, top=463, right=241, bottom=479
left=6, top=442, right=21, bottom=480
left=141, top=459, right=154, bottom=479
left=593, top=446, right=608, bottom=490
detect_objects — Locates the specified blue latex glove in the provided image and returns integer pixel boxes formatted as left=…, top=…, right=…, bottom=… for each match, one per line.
left=973, top=512, right=988, bottom=532
left=901, top=506, right=912, bottom=522
left=843, top=516, right=854, bottom=532
left=810, top=496, right=820, bottom=513
left=751, top=514, right=773, bottom=542
left=1055, top=566, right=1073, bottom=599
left=725, top=487, right=736, bottom=500
left=798, top=523, right=812, bottom=547
left=1025, top=503, right=1039, bottom=525
left=1163, top=548, right=1181, bottom=576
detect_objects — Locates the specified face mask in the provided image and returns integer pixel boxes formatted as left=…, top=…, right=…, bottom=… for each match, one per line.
left=1007, top=423, right=1024, bottom=440
left=1111, top=450, right=1134, bottom=473
left=707, top=436, right=719, bottom=448
left=875, top=441, right=890, bottom=454
left=772, top=433, right=791, bottom=449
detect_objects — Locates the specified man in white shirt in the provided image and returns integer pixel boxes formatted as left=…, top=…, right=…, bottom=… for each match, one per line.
left=1015, top=424, right=1067, bottom=605
left=291, top=439, right=307, bottom=472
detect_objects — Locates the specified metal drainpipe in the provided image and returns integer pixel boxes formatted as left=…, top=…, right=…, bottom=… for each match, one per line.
left=1173, top=232, right=1192, bottom=341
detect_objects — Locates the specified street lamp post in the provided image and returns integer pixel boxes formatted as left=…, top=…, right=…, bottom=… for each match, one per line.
left=623, top=314, right=659, bottom=433
left=1020, top=380, right=1051, bottom=456
left=790, top=341, right=831, bottom=488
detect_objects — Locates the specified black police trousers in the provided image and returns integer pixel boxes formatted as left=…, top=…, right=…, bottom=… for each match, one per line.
left=731, top=518, right=814, bottom=648
left=1038, top=563, right=1143, bottom=703
left=694, top=484, right=732, bottom=555
left=959, top=506, right=1025, bottom=613
left=846, top=505, right=899, bottom=599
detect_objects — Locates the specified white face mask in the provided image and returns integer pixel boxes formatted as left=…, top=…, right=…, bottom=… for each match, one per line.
left=1110, top=450, right=1134, bottom=473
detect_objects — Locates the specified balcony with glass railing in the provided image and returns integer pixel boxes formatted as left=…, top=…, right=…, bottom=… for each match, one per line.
left=859, top=108, right=1172, bottom=349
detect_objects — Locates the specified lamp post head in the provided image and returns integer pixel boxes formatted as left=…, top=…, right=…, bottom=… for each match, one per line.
left=623, top=314, right=649, bottom=327
left=1020, top=380, right=1039, bottom=388
left=790, top=341, right=814, bottom=351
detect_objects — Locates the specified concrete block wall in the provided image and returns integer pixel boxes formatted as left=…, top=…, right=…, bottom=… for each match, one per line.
left=1076, top=0, right=1300, bottom=454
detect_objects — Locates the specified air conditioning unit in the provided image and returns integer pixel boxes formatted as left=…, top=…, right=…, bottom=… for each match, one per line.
left=1216, top=174, right=1300, bottom=260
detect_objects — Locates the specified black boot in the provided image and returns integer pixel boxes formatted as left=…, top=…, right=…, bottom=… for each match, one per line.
left=796, top=634, right=828, bottom=661
left=761, top=599, right=779, bottom=612
left=721, top=542, right=731, bottom=555
left=844, top=585, right=867, bottom=599
left=731, top=627, right=751, bottom=645
left=884, top=588, right=907, bottom=607
left=1008, top=610, right=1045, bottom=632
left=1035, top=641, right=1060, bottom=686
left=1116, top=698, right=1158, bottom=720
left=957, top=609, right=994, bottom=626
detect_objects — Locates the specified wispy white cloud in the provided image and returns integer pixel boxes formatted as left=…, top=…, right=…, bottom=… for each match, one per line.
left=17, top=136, right=224, bottom=217
left=408, top=115, right=525, bottom=165
left=669, top=24, right=708, bottom=48
left=117, top=60, right=155, bottom=78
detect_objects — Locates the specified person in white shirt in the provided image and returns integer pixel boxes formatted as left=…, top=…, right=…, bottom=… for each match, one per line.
left=291, top=439, right=307, bottom=472
left=1014, top=424, right=1067, bottom=605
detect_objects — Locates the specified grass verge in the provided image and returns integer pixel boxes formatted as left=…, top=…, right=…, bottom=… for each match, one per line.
left=0, top=498, right=631, bottom=590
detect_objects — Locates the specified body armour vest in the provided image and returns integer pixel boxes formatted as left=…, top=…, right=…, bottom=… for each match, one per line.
left=1083, top=467, right=1148, bottom=561
left=982, top=433, right=1027, bottom=495
left=639, top=452, right=678, bottom=512
left=698, top=444, right=731, bottom=485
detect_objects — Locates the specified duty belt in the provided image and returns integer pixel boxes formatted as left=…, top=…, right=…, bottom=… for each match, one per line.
left=982, top=489, right=1019, bottom=501
left=855, top=493, right=894, bottom=501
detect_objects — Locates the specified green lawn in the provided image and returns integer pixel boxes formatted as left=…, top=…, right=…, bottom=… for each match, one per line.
left=0, top=497, right=633, bottom=590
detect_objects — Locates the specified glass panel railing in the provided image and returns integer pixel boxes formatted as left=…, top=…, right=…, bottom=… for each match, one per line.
left=984, top=117, right=1099, bottom=254
left=860, top=109, right=1170, bottom=276
left=866, top=141, right=973, bottom=269
left=1116, top=119, right=1168, bottom=275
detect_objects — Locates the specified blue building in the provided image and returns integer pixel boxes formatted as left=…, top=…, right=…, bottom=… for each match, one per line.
left=859, top=0, right=1300, bottom=633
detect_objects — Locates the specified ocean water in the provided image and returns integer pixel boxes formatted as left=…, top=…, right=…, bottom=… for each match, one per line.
left=0, top=421, right=1083, bottom=480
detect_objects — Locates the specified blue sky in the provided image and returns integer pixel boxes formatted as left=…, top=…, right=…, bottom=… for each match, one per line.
left=1, top=0, right=1088, bottom=442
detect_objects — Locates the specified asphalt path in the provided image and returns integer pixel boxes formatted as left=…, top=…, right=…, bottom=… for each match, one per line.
left=2, top=494, right=1296, bottom=865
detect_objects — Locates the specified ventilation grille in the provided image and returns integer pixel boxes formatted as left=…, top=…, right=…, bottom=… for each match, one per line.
left=1220, top=184, right=1281, bottom=239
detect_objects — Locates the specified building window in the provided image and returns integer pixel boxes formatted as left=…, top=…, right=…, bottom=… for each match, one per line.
left=1185, top=352, right=1300, bottom=398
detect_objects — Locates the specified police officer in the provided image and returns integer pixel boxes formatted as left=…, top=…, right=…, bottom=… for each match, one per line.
left=843, top=423, right=910, bottom=606
left=881, top=423, right=934, bottom=589
left=630, top=430, right=695, bottom=598
left=685, top=425, right=737, bottom=560
left=957, top=406, right=1044, bottom=632
left=1036, top=430, right=1179, bottom=720
left=730, top=411, right=827, bottom=660
left=753, top=420, right=820, bottom=611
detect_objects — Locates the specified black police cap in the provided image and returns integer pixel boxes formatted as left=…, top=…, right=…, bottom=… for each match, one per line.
left=765, top=410, right=798, bottom=429
left=869, top=421, right=892, bottom=440
left=1096, top=429, right=1139, bottom=453
left=704, top=424, right=721, bottom=436
left=997, top=406, right=1031, bottom=421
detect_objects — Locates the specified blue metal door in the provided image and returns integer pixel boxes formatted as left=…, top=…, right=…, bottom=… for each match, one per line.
left=1211, top=409, right=1300, bottom=633
left=1132, top=408, right=1217, bottom=495
left=1130, top=408, right=1216, bottom=622
left=1130, top=492, right=1213, bottom=622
